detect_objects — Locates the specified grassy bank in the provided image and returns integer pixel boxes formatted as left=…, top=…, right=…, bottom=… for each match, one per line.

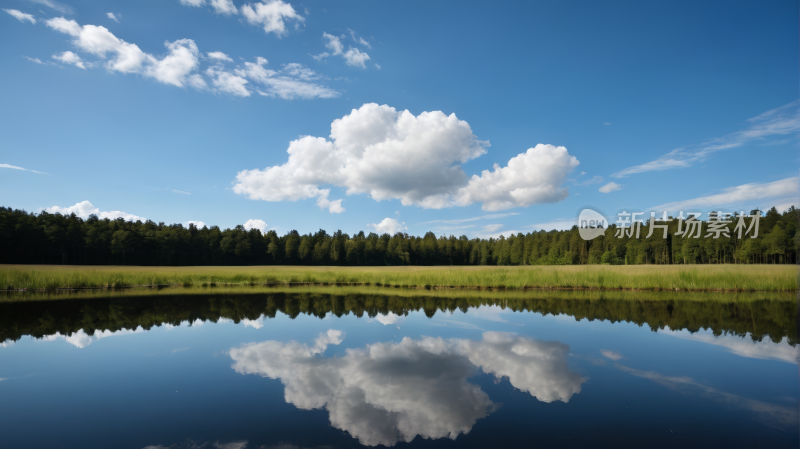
left=1, top=283, right=794, bottom=304
left=0, top=264, right=796, bottom=292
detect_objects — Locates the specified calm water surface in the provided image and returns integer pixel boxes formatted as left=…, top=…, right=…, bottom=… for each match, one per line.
left=1, top=291, right=797, bottom=448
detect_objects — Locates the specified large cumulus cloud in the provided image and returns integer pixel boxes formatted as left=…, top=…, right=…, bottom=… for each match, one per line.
left=229, top=331, right=584, bottom=446
left=232, top=104, right=579, bottom=213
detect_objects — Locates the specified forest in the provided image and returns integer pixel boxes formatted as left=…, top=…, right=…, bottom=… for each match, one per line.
left=0, top=205, right=795, bottom=266
left=1, top=291, right=794, bottom=345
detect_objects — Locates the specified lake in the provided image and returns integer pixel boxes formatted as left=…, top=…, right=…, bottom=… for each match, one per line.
left=1, top=289, right=797, bottom=448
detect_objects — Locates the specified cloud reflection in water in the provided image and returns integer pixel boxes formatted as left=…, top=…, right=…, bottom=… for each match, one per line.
left=229, top=331, right=584, bottom=446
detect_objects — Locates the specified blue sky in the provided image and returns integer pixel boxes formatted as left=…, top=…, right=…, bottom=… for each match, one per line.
left=1, top=0, right=797, bottom=237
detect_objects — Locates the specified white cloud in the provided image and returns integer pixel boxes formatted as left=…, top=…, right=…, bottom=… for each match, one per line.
left=242, top=317, right=265, bottom=329
left=188, top=73, right=206, bottom=89
left=232, top=58, right=339, bottom=100
left=46, top=18, right=206, bottom=89
left=42, top=17, right=339, bottom=100
left=4, top=9, right=36, bottom=24
left=348, top=29, right=371, bottom=48
left=528, top=218, right=576, bottom=231
left=314, top=192, right=345, bottom=213
left=600, top=349, right=623, bottom=361
left=210, top=0, right=238, bottom=15
left=233, top=103, right=488, bottom=212
left=187, top=220, right=207, bottom=229
left=145, top=39, right=201, bottom=87
left=255, top=76, right=339, bottom=99
left=229, top=331, right=583, bottom=447
left=473, top=224, right=521, bottom=239
left=367, top=218, right=407, bottom=235
left=456, top=144, right=580, bottom=211
left=172, top=189, right=191, bottom=194
left=598, top=182, right=622, bottom=193
left=312, top=51, right=329, bottom=61
left=45, top=200, right=146, bottom=222
left=214, top=441, right=248, bottom=449
left=235, top=56, right=275, bottom=82
left=650, top=177, right=798, bottom=212
left=23, top=0, right=73, bottom=15
left=613, top=100, right=800, bottom=178
left=207, top=65, right=250, bottom=97
left=52, top=50, right=85, bottom=69
left=241, top=0, right=304, bottom=36
left=617, top=363, right=798, bottom=428
left=1, top=163, right=47, bottom=174
left=280, top=62, right=320, bottom=81
left=659, top=328, right=798, bottom=365
left=47, top=17, right=148, bottom=74
left=773, top=200, right=798, bottom=213
left=321, top=32, right=371, bottom=68
left=343, top=47, right=370, bottom=68
left=24, top=56, right=48, bottom=65
left=243, top=218, right=267, bottom=233
left=106, top=12, right=119, bottom=22
left=422, top=213, right=521, bottom=225
left=207, top=51, right=233, bottom=62
left=374, top=312, right=403, bottom=326
left=233, top=104, right=577, bottom=212
left=178, top=0, right=238, bottom=15
left=481, top=224, right=503, bottom=234
left=576, top=175, right=603, bottom=185
left=322, top=32, right=344, bottom=55
left=40, top=327, right=146, bottom=349
left=432, top=224, right=475, bottom=232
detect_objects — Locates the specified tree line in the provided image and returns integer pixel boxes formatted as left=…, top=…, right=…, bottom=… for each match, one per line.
left=0, top=205, right=795, bottom=266
left=1, top=292, right=794, bottom=345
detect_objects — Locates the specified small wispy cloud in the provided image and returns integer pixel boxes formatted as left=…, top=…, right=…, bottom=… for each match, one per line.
left=432, top=224, right=476, bottom=232
left=23, top=56, right=60, bottom=67
left=473, top=224, right=521, bottom=239
left=422, top=212, right=521, bottom=225
left=172, top=189, right=191, bottom=195
left=600, top=349, right=623, bottom=361
left=527, top=218, right=576, bottom=231
left=575, top=175, right=604, bottom=186
left=348, top=28, right=371, bottom=48
left=4, top=8, right=36, bottom=23
left=599, top=182, right=622, bottom=193
left=23, top=0, right=74, bottom=15
left=106, top=12, right=119, bottom=22
left=207, top=51, right=233, bottom=62
left=613, top=100, right=800, bottom=178
left=1, top=163, right=48, bottom=174
left=650, top=177, right=798, bottom=212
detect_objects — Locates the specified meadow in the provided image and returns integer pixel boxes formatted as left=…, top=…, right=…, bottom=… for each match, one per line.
left=0, top=264, right=796, bottom=292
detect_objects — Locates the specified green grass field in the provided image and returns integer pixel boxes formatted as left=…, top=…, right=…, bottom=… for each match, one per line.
left=0, top=264, right=796, bottom=292
left=2, top=283, right=793, bottom=304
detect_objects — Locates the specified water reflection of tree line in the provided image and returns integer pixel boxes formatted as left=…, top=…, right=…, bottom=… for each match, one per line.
left=0, top=292, right=795, bottom=345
